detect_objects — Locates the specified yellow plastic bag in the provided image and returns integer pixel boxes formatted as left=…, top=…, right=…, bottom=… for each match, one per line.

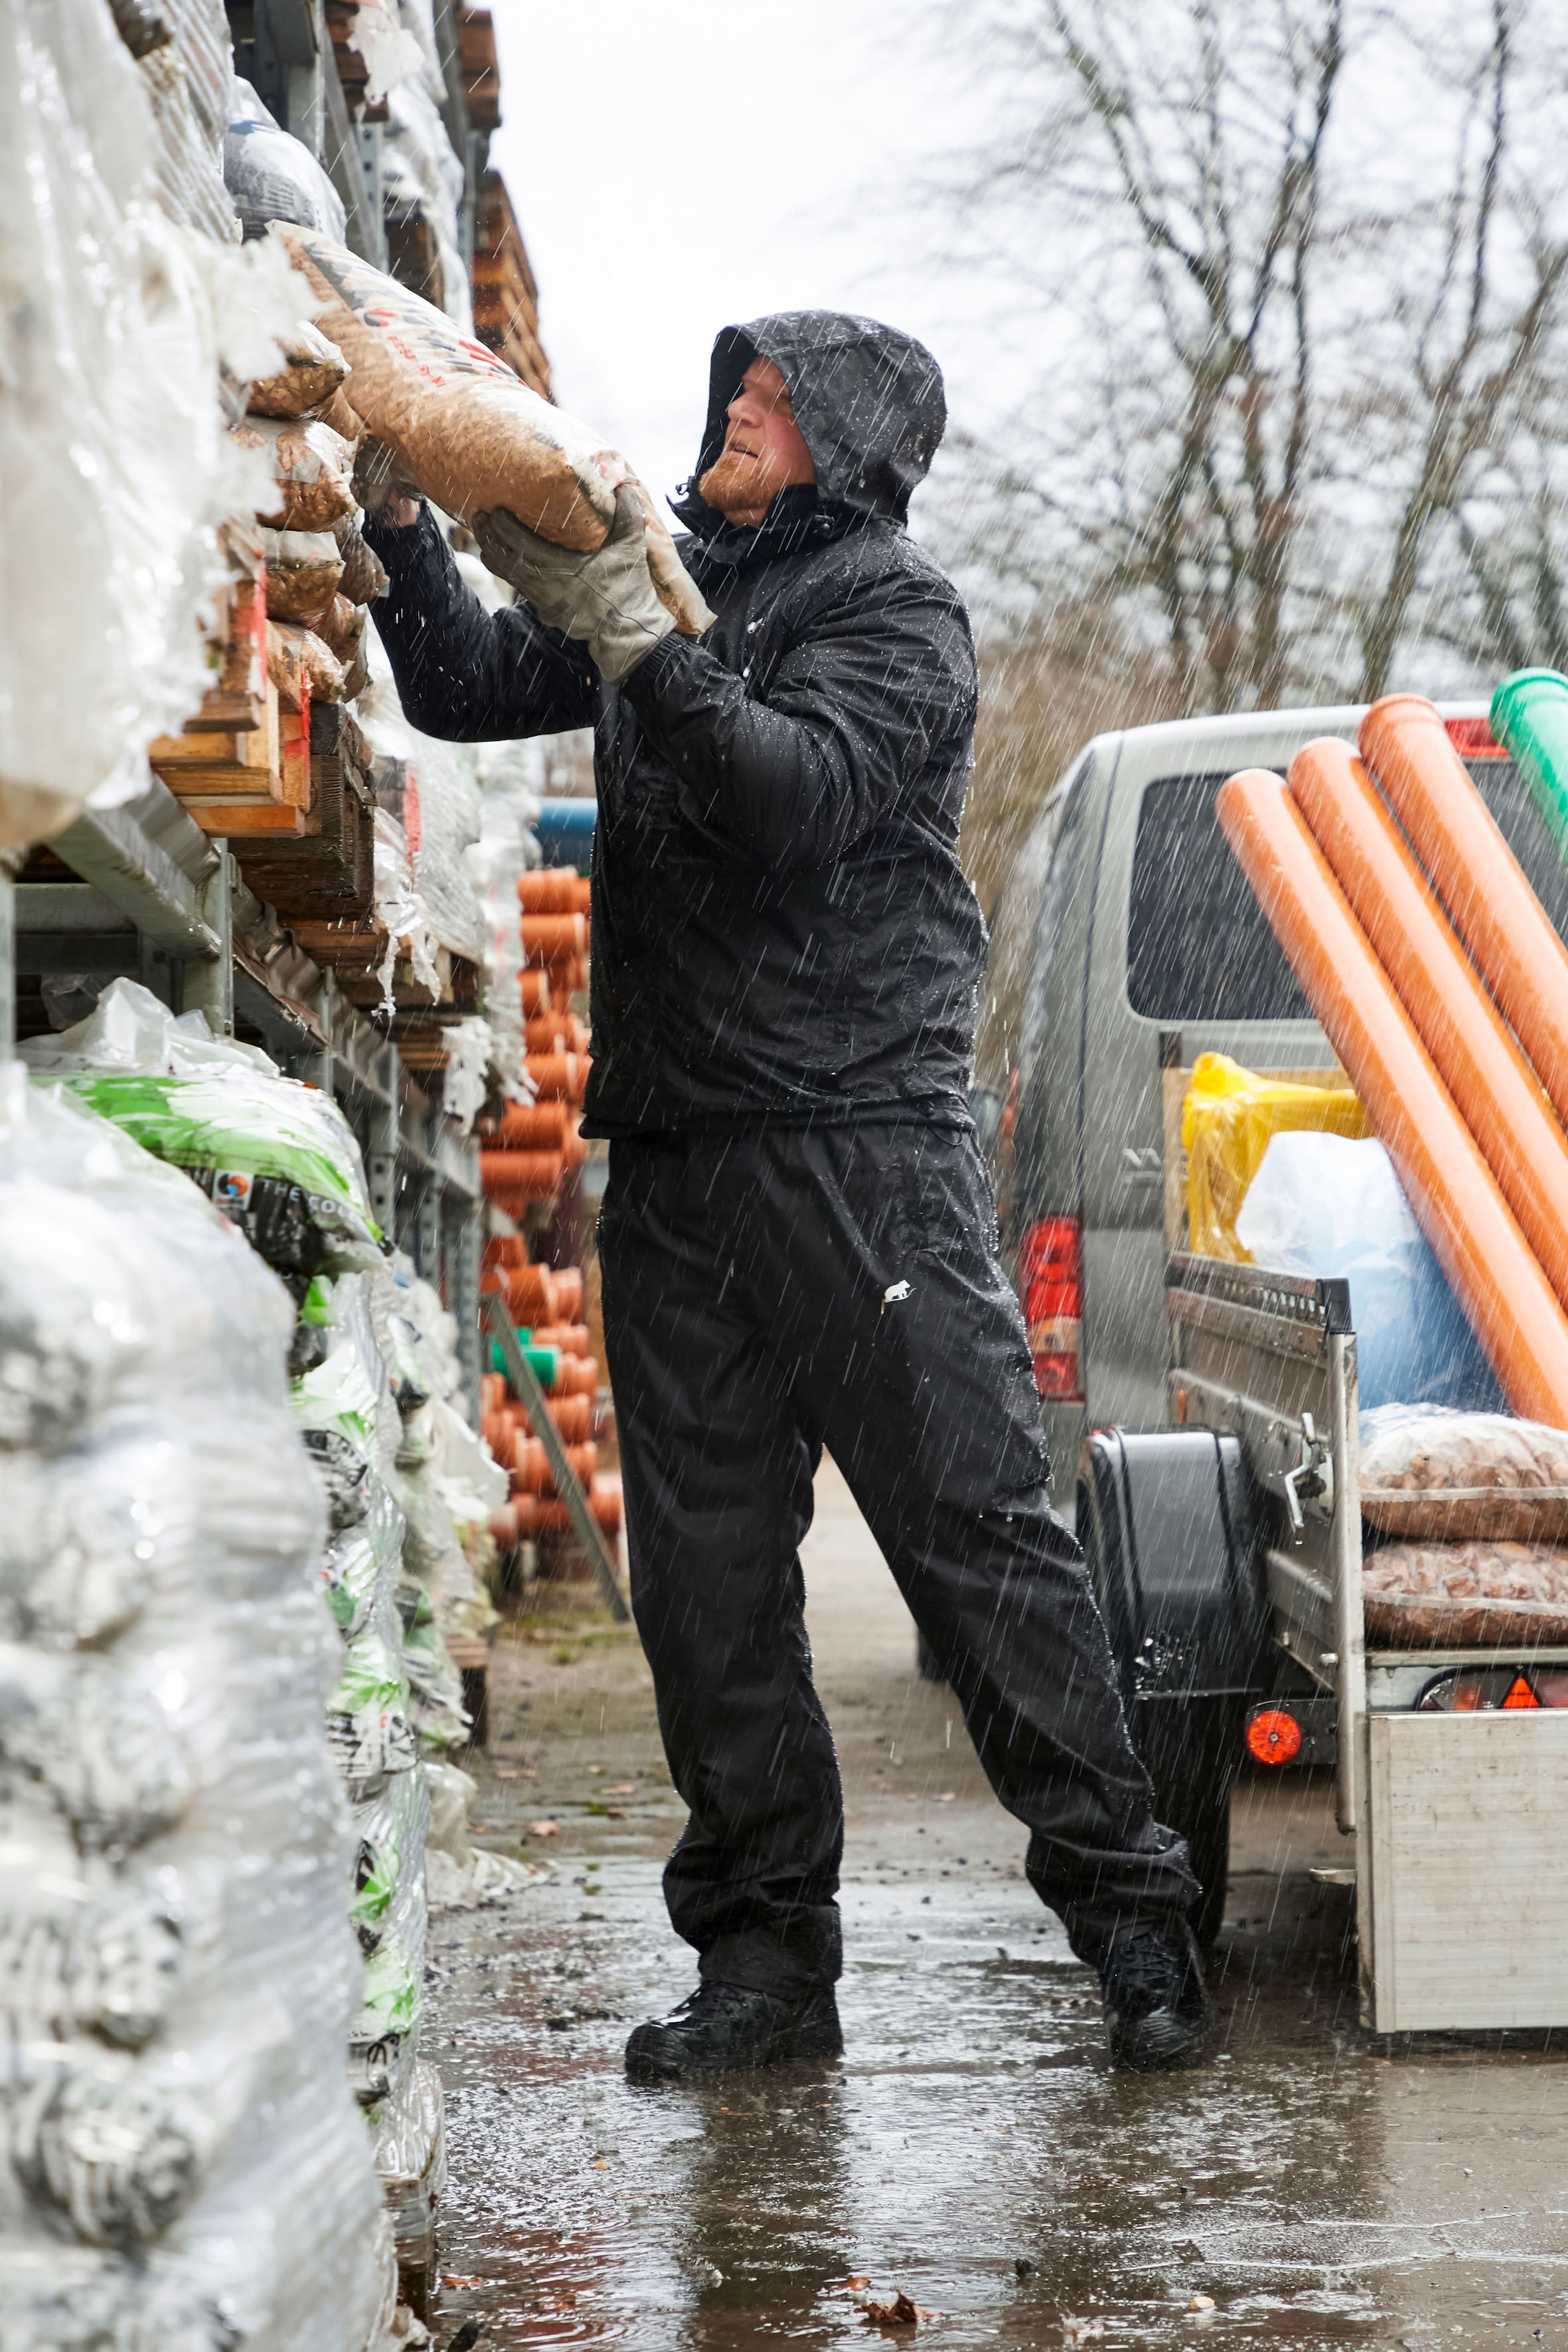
left=1182, top=1052, right=1372, bottom=1261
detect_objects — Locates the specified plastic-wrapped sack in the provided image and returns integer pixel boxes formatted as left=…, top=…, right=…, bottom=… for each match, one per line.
left=1234, top=1130, right=1504, bottom=1415
left=271, top=223, right=630, bottom=548
left=326, top=1628, right=418, bottom=1801
left=0, top=0, right=259, bottom=845
left=22, top=980, right=383, bottom=1276
left=1364, top=1538, right=1568, bottom=1646
left=0, top=1072, right=388, bottom=2343
left=348, top=1929, right=422, bottom=2107
left=233, top=413, right=358, bottom=531
left=351, top=1764, right=430, bottom=1953
left=424, top=1758, right=542, bottom=1910
left=1183, top=1052, right=1371, bottom=1260
left=370, top=2056, right=447, bottom=2211
left=248, top=316, right=351, bottom=419
left=1360, top=1404, right=1568, bottom=1540
left=224, top=79, right=347, bottom=243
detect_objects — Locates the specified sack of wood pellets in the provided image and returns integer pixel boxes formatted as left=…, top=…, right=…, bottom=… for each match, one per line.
left=1363, top=1537, right=1568, bottom=1646
left=232, top=414, right=357, bottom=531
left=248, top=316, right=350, bottom=419
left=274, top=223, right=713, bottom=630
left=1359, top=1403, right=1568, bottom=1540
left=335, top=514, right=388, bottom=603
left=21, top=980, right=382, bottom=1277
left=273, top=223, right=627, bottom=546
left=261, top=523, right=344, bottom=620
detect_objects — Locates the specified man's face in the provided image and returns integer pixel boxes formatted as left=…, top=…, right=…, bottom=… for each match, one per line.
left=698, top=356, right=816, bottom=526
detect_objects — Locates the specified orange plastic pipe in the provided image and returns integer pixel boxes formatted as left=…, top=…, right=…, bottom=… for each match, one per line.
left=1361, top=694, right=1568, bottom=1128
left=1290, top=737, right=1568, bottom=1312
left=1216, top=768, right=1568, bottom=1426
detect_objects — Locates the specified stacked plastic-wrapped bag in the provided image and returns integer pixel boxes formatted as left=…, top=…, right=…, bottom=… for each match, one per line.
left=290, top=1266, right=446, bottom=2257
left=0, top=1063, right=391, bottom=2345
left=17, top=980, right=464, bottom=2301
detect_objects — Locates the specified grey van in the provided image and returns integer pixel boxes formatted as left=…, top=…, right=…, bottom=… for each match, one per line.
left=971, top=700, right=1568, bottom=1488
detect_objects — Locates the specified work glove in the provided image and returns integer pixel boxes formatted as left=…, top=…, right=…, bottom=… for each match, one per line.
left=473, top=482, right=713, bottom=681
left=353, top=436, right=421, bottom=520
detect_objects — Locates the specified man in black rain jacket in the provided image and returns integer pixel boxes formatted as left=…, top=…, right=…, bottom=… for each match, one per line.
left=362, top=312, right=1213, bottom=2074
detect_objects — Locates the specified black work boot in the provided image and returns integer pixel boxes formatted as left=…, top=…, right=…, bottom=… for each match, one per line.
left=625, top=1981, right=844, bottom=2084
left=1098, top=1923, right=1216, bottom=2071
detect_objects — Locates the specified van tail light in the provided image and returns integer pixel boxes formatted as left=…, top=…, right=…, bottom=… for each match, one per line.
left=1245, top=1706, right=1303, bottom=1765
left=1020, top=1216, right=1084, bottom=1402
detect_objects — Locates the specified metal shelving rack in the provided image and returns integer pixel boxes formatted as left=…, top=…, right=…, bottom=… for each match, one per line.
left=1, top=778, right=485, bottom=1421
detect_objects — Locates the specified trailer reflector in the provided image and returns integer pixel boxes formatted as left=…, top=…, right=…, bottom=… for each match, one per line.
left=1245, top=1706, right=1303, bottom=1765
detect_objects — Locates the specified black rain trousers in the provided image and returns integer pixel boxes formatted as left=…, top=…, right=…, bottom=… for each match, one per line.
left=600, top=1120, right=1199, bottom=1995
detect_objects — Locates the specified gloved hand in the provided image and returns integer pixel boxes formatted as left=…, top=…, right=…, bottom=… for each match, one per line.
left=353, top=436, right=421, bottom=522
left=474, top=483, right=712, bottom=681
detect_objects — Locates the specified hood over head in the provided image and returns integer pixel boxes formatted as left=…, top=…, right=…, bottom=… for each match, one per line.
left=683, top=311, right=946, bottom=529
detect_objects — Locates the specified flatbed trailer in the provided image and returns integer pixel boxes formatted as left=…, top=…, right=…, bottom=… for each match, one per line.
left=1165, top=1250, right=1568, bottom=2033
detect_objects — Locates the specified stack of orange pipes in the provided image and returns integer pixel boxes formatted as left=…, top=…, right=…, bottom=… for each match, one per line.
left=1218, top=695, right=1568, bottom=1426
left=478, top=1299, right=624, bottom=1548
left=478, top=867, right=594, bottom=1216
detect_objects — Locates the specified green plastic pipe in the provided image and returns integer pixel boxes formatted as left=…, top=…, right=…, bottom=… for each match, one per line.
left=489, top=1331, right=560, bottom=1385
left=1491, top=668, right=1568, bottom=856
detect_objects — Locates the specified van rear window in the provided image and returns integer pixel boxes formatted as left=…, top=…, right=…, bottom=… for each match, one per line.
left=1124, top=757, right=1568, bottom=1024
left=1126, top=775, right=1309, bottom=1022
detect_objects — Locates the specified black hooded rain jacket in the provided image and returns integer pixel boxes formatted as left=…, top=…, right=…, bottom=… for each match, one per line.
left=363, top=310, right=984, bottom=1137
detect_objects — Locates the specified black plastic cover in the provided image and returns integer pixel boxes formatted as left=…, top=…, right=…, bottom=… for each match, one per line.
left=1076, top=1427, right=1269, bottom=1702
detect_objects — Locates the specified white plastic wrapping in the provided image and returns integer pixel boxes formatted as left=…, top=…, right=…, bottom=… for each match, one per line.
left=0, top=0, right=299, bottom=847
left=225, top=79, right=348, bottom=243
left=0, top=1069, right=387, bottom=2345
left=383, top=79, right=473, bottom=336
left=441, top=1014, right=494, bottom=1130
left=475, top=738, right=545, bottom=1106
left=424, top=1757, right=542, bottom=1911
left=134, top=0, right=240, bottom=244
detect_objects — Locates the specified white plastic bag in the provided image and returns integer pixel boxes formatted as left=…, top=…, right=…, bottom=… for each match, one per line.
left=1235, top=1130, right=1504, bottom=1414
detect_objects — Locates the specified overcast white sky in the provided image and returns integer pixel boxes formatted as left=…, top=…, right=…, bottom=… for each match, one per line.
left=488, top=0, right=993, bottom=523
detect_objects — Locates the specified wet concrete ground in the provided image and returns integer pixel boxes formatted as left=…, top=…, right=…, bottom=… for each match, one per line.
left=426, top=1462, right=1568, bottom=2348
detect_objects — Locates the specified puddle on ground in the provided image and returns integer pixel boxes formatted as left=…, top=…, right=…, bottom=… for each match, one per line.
left=424, top=1859, right=1568, bottom=2349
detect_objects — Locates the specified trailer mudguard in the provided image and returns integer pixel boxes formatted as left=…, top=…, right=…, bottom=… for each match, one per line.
left=1076, top=1427, right=1268, bottom=1702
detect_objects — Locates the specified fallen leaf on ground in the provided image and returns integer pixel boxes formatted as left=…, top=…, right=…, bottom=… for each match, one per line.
left=527, top=1819, right=559, bottom=1836
left=442, top=2275, right=487, bottom=2289
left=605, top=1782, right=637, bottom=1794
left=863, top=2291, right=924, bottom=2329
left=604, top=1806, right=627, bottom=1818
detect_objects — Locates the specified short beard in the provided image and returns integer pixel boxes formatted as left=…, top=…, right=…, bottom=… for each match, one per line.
left=698, top=447, right=783, bottom=525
